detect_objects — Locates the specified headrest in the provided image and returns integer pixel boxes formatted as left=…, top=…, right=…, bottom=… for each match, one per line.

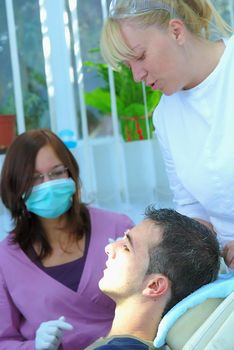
left=154, top=273, right=234, bottom=348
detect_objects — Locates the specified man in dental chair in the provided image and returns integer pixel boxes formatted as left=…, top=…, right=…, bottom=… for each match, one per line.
left=84, top=207, right=220, bottom=349
left=38, top=207, right=222, bottom=349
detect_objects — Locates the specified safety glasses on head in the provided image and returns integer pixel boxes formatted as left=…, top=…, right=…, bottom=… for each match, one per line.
left=109, top=0, right=174, bottom=19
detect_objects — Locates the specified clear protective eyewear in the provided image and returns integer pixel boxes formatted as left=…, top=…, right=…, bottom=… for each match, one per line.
left=32, top=165, right=69, bottom=185
left=109, top=0, right=174, bottom=19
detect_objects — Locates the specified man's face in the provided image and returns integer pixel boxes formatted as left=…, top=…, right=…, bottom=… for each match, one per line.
left=99, top=220, right=162, bottom=300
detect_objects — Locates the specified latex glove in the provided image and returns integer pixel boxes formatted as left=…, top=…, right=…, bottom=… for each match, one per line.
left=223, top=240, right=234, bottom=269
left=35, top=316, right=73, bottom=350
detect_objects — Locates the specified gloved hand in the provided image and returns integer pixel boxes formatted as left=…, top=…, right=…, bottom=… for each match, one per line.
left=35, top=316, right=73, bottom=350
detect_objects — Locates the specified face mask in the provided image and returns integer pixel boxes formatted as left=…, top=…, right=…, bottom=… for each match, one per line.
left=25, top=178, right=76, bottom=219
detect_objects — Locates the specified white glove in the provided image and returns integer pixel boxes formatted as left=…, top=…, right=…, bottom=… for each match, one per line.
left=35, top=316, right=73, bottom=350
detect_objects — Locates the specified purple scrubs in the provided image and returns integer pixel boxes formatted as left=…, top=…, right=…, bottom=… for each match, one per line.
left=0, top=207, right=134, bottom=350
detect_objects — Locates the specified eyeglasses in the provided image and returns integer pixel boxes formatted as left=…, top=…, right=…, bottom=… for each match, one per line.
left=32, top=166, right=69, bottom=185
left=109, top=0, right=174, bottom=19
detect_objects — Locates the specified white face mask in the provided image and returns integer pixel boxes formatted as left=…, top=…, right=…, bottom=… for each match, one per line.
left=25, top=178, right=76, bottom=219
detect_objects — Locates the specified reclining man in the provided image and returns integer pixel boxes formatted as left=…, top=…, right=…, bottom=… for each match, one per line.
left=86, top=207, right=220, bottom=350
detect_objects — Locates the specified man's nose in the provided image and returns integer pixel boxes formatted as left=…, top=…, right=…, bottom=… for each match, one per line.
left=105, top=242, right=115, bottom=258
left=105, top=238, right=123, bottom=257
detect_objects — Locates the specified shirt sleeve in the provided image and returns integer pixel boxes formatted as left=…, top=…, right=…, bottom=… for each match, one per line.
left=0, top=267, right=35, bottom=350
left=154, top=107, right=210, bottom=222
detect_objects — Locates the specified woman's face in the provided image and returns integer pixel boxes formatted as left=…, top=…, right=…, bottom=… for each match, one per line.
left=33, top=145, right=68, bottom=186
left=120, top=20, right=189, bottom=96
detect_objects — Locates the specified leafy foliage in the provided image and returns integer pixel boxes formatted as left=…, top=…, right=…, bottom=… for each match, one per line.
left=0, top=0, right=49, bottom=129
left=85, top=61, right=161, bottom=116
left=84, top=60, right=162, bottom=141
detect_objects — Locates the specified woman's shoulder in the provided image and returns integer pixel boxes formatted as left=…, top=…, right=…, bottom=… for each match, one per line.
left=88, top=206, right=131, bottom=220
left=0, top=235, right=20, bottom=259
left=0, top=235, right=12, bottom=249
left=88, top=206, right=134, bottom=226
left=0, top=233, right=20, bottom=255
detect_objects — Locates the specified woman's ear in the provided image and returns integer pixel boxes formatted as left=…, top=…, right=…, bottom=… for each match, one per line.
left=168, top=19, right=186, bottom=45
left=142, top=274, right=170, bottom=298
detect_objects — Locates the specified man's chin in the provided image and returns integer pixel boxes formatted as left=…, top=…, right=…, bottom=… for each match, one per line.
left=98, top=277, right=106, bottom=291
left=98, top=277, right=113, bottom=296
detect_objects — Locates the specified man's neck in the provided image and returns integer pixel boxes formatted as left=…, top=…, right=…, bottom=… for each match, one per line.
left=107, top=297, right=163, bottom=342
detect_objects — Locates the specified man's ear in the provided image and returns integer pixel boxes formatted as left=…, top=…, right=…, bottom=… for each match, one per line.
left=142, top=274, right=170, bottom=298
left=168, top=19, right=186, bottom=45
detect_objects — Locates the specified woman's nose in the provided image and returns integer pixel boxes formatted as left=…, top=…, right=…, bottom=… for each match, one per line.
left=130, top=62, right=147, bottom=82
left=42, top=174, right=51, bottom=183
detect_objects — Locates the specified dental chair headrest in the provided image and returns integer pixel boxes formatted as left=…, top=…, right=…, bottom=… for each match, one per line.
left=154, top=273, right=234, bottom=348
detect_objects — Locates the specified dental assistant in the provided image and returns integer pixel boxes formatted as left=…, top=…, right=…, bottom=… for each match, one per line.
left=100, top=0, right=234, bottom=268
left=0, top=129, right=134, bottom=350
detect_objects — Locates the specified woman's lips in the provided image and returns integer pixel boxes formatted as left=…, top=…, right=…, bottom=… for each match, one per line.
left=151, top=80, right=159, bottom=90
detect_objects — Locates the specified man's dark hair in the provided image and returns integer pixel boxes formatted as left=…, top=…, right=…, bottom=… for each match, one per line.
left=144, top=206, right=220, bottom=315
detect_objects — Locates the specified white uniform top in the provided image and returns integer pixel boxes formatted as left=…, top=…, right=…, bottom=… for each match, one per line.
left=153, top=35, right=234, bottom=247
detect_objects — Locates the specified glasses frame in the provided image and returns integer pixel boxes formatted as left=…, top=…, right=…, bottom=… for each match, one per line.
left=32, top=166, right=69, bottom=185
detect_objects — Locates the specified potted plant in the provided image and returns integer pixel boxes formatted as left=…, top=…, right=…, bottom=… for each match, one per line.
left=0, top=95, right=16, bottom=153
left=84, top=59, right=162, bottom=142
left=0, top=83, right=48, bottom=153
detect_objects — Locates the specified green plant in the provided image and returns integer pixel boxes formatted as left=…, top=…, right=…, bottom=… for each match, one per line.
left=0, top=90, right=47, bottom=129
left=0, top=69, right=49, bottom=130
left=0, top=95, right=16, bottom=115
left=0, top=1, right=49, bottom=130
left=84, top=59, right=162, bottom=141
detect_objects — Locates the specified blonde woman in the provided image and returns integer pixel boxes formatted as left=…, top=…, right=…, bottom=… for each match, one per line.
left=101, top=0, right=234, bottom=269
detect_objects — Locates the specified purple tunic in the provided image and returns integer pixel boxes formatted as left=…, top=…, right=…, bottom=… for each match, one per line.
left=28, top=226, right=90, bottom=291
left=0, top=207, right=134, bottom=350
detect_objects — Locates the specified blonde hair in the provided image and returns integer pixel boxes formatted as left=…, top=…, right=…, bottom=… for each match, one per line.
left=101, top=0, right=233, bottom=69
